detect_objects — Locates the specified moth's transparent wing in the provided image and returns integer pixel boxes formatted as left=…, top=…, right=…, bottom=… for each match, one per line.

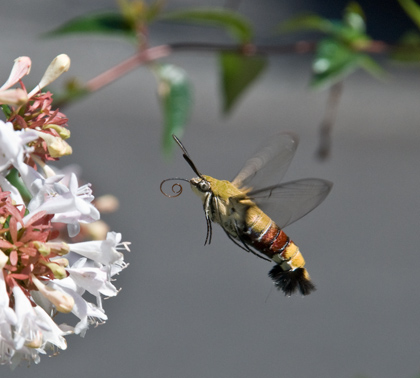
left=243, top=178, right=333, bottom=229
left=231, top=132, right=299, bottom=191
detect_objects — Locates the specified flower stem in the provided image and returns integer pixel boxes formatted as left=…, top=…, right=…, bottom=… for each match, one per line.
left=6, top=168, right=32, bottom=203
left=85, top=45, right=172, bottom=92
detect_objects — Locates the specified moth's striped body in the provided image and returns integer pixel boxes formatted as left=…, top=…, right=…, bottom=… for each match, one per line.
left=244, top=208, right=312, bottom=290
left=162, top=133, right=332, bottom=296
left=195, top=175, right=312, bottom=295
left=244, top=211, right=303, bottom=269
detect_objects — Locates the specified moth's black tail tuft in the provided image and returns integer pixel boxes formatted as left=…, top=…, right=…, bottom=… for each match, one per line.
left=268, top=265, right=316, bottom=296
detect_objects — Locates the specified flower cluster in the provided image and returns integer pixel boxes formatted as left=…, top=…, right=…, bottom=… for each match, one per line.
left=0, top=56, right=129, bottom=367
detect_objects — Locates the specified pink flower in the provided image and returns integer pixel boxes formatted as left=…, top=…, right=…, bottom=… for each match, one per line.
left=0, top=55, right=72, bottom=165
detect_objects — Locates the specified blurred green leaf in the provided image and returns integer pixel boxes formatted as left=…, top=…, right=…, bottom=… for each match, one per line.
left=45, top=12, right=136, bottom=40
left=336, top=26, right=369, bottom=46
left=311, top=38, right=362, bottom=89
left=339, top=2, right=369, bottom=45
left=391, top=30, right=420, bottom=63
left=154, top=64, right=192, bottom=155
left=357, top=55, right=386, bottom=79
left=311, top=38, right=384, bottom=89
left=219, top=52, right=267, bottom=114
left=145, top=0, right=165, bottom=22
left=118, top=0, right=164, bottom=25
left=1, top=104, right=12, bottom=119
left=279, top=13, right=335, bottom=34
left=280, top=4, right=369, bottom=46
left=286, top=4, right=375, bottom=89
left=343, top=2, right=366, bottom=32
left=160, top=8, right=253, bottom=44
left=398, top=0, right=420, bottom=30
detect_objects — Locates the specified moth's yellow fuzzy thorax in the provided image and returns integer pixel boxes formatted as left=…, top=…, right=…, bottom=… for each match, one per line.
left=204, top=176, right=243, bottom=199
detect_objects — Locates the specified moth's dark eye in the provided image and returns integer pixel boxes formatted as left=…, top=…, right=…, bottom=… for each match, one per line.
left=199, top=180, right=210, bottom=192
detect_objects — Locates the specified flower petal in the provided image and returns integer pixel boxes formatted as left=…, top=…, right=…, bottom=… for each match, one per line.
left=0, top=56, right=31, bottom=91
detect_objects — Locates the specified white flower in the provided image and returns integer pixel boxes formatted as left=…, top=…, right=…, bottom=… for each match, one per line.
left=27, top=172, right=100, bottom=237
left=0, top=270, right=17, bottom=365
left=0, top=55, right=129, bottom=368
left=67, top=231, right=127, bottom=267
left=3, top=285, right=67, bottom=368
left=47, top=278, right=108, bottom=337
left=0, top=175, right=24, bottom=205
left=0, top=120, right=38, bottom=174
left=66, top=257, right=120, bottom=299
left=1, top=190, right=128, bottom=366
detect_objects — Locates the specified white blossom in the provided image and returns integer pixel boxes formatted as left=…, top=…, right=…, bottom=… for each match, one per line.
left=27, top=172, right=100, bottom=237
left=0, top=120, right=38, bottom=174
left=0, top=56, right=128, bottom=367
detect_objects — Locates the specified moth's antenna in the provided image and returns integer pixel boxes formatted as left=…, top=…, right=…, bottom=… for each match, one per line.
left=173, top=135, right=203, bottom=178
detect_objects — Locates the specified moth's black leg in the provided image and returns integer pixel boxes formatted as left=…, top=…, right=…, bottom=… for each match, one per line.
left=203, top=193, right=213, bottom=245
left=232, top=222, right=271, bottom=262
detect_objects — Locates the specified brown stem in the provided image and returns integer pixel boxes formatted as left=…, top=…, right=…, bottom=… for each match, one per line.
left=316, top=81, right=343, bottom=160
left=168, top=41, right=318, bottom=54
left=85, top=45, right=172, bottom=92
left=84, top=39, right=390, bottom=93
left=362, top=40, right=390, bottom=54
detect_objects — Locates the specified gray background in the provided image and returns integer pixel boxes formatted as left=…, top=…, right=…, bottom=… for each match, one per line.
left=1, top=1, right=420, bottom=377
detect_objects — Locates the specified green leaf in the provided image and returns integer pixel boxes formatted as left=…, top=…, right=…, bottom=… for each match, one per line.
left=160, top=8, right=253, bottom=44
left=219, top=52, right=267, bottom=114
left=44, top=12, right=136, bottom=41
left=339, top=3, right=369, bottom=44
left=398, top=0, right=420, bottom=30
left=1, top=104, right=12, bottom=119
left=144, top=0, right=165, bottom=23
left=154, top=64, right=192, bottom=155
left=311, top=38, right=383, bottom=89
left=358, top=55, right=386, bottom=79
left=118, top=0, right=164, bottom=25
left=311, top=38, right=362, bottom=89
left=6, top=168, right=32, bottom=203
left=343, top=2, right=366, bottom=32
left=280, top=6, right=369, bottom=46
left=391, top=30, right=420, bottom=63
left=279, top=13, right=335, bottom=34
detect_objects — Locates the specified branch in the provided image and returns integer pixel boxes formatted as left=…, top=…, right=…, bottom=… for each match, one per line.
left=83, top=39, right=390, bottom=93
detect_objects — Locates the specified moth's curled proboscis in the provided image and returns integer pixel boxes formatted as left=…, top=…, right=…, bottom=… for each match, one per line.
left=160, top=178, right=190, bottom=198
